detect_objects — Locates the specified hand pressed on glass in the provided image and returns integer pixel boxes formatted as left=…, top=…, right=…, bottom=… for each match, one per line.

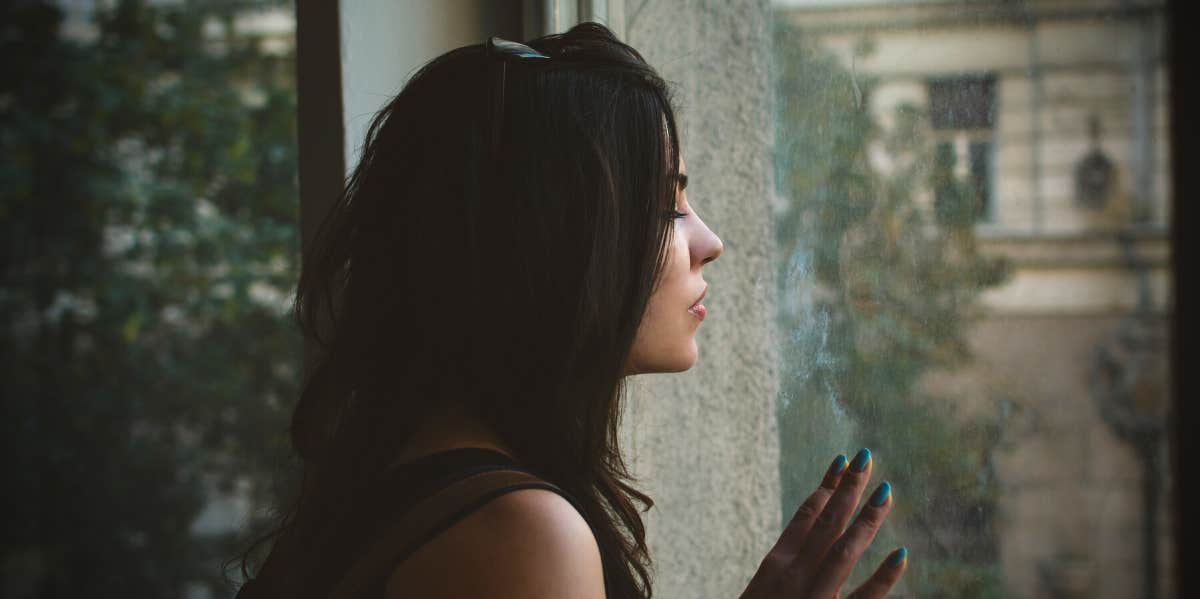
left=740, top=448, right=907, bottom=598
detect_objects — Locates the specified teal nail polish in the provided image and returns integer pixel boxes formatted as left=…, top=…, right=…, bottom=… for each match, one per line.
left=869, top=481, right=891, bottom=507
left=827, top=454, right=848, bottom=477
left=850, top=448, right=871, bottom=473
left=887, top=547, right=907, bottom=568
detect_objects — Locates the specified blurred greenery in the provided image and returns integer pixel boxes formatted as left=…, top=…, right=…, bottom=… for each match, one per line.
left=772, top=21, right=1013, bottom=598
left=1, top=1, right=299, bottom=597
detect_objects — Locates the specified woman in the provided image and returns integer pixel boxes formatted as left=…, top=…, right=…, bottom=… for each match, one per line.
left=238, top=22, right=906, bottom=598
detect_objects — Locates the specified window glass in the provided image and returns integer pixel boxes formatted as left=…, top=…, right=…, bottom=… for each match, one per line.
left=1, top=2, right=299, bottom=597
left=772, top=1, right=1173, bottom=597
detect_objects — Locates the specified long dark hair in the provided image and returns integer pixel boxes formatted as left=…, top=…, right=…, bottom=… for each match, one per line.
left=241, top=22, right=680, bottom=598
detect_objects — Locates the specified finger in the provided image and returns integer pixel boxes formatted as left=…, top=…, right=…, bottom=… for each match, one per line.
left=781, top=447, right=874, bottom=590
left=804, top=480, right=895, bottom=598
left=775, top=454, right=848, bottom=556
left=741, top=454, right=848, bottom=595
left=845, top=547, right=907, bottom=599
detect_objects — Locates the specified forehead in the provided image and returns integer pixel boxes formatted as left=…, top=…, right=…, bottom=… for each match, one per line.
left=679, top=155, right=686, bottom=173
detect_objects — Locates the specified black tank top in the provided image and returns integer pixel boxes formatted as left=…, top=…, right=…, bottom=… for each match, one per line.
left=369, top=447, right=615, bottom=595
left=240, top=447, right=618, bottom=597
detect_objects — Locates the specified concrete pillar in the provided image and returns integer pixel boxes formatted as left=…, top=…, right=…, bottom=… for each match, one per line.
left=620, top=1, right=782, bottom=596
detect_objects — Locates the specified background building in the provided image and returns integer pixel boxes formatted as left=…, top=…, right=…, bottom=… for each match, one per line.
left=776, top=1, right=1172, bottom=596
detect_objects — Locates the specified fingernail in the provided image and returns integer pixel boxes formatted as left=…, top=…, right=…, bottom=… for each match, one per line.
left=869, top=480, right=891, bottom=507
left=850, top=447, right=871, bottom=473
left=827, top=454, right=848, bottom=477
left=887, top=546, right=907, bottom=569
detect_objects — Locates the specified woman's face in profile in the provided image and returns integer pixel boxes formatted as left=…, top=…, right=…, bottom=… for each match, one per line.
left=624, top=157, right=724, bottom=375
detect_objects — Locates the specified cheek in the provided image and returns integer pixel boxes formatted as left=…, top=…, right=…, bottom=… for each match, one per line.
left=659, top=229, right=693, bottom=318
left=625, top=231, right=698, bottom=374
left=663, top=228, right=690, bottom=284
left=645, top=229, right=689, bottom=312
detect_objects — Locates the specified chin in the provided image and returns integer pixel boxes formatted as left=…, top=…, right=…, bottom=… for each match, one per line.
left=668, top=348, right=699, bottom=372
left=633, top=343, right=699, bottom=375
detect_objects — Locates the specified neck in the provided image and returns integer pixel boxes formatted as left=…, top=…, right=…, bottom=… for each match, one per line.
left=391, top=401, right=517, bottom=465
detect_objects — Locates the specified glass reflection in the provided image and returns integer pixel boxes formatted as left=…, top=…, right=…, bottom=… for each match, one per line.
left=771, top=1, right=1172, bottom=597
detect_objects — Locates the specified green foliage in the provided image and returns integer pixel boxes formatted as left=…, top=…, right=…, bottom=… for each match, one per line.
left=1, top=1, right=299, bottom=596
left=772, top=21, right=1013, bottom=596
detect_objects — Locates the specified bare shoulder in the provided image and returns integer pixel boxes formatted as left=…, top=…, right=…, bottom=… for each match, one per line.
left=384, top=488, right=606, bottom=598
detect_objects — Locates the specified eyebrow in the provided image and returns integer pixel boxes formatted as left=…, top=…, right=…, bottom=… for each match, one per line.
left=675, top=173, right=688, bottom=191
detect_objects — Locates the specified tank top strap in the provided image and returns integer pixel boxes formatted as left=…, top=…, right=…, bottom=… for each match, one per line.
left=332, top=447, right=615, bottom=598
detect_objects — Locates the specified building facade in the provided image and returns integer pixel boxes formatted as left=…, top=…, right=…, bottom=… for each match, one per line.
left=776, top=1, right=1172, bottom=596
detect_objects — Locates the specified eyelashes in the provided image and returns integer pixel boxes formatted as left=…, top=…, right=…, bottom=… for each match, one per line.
left=668, top=210, right=688, bottom=220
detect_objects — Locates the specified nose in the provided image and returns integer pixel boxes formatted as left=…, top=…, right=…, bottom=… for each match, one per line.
left=702, top=234, right=723, bottom=266
left=696, top=220, right=723, bottom=267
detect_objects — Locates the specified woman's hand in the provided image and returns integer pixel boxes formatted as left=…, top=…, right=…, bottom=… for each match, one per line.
left=740, top=448, right=907, bottom=598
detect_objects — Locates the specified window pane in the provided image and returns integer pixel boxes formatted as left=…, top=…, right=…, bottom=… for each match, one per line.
left=772, top=1, right=1172, bottom=597
left=1, top=2, right=299, bottom=597
left=929, top=75, right=997, bottom=130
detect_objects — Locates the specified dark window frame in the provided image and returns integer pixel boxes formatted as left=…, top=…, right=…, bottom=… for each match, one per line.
left=1167, top=1, right=1192, bottom=595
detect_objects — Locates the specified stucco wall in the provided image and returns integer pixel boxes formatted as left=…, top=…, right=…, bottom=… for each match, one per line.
left=620, top=1, right=783, bottom=597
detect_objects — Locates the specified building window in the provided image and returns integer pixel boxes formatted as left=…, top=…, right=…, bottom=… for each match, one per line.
left=929, top=75, right=996, bottom=130
left=929, top=75, right=996, bottom=223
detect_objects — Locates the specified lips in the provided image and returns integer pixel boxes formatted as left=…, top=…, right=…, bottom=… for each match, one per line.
left=688, top=286, right=707, bottom=321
